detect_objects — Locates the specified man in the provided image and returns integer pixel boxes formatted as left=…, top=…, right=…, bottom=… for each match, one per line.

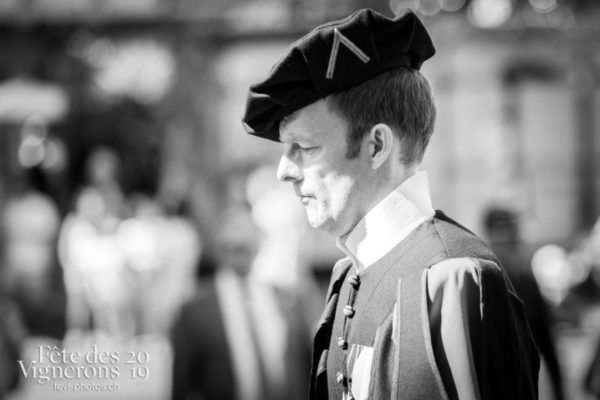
left=242, top=8, right=539, bottom=400
left=171, top=206, right=310, bottom=400
left=483, top=206, right=564, bottom=400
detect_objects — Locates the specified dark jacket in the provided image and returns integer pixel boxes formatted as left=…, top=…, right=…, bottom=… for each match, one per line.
left=310, top=211, right=540, bottom=400
left=171, top=276, right=311, bottom=400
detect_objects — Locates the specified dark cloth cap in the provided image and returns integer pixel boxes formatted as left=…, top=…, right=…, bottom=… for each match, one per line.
left=242, top=9, right=435, bottom=142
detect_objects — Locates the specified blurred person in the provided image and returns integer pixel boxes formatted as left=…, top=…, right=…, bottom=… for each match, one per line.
left=484, top=206, right=564, bottom=400
left=170, top=205, right=310, bottom=400
left=567, top=217, right=600, bottom=399
left=0, top=266, right=27, bottom=399
left=58, top=146, right=132, bottom=339
left=0, top=298, right=26, bottom=399
left=81, top=146, right=127, bottom=216
left=246, top=164, right=324, bottom=330
left=1, top=168, right=65, bottom=339
left=242, top=9, right=539, bottom=400
left=118, top=194, right=201, bottom=336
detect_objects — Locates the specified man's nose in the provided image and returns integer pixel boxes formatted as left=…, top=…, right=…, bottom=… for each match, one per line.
left=276, top=155, right=302, bottom=182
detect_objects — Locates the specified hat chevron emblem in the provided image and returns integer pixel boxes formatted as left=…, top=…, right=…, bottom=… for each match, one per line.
left=326, top=28, right=370, bottom=79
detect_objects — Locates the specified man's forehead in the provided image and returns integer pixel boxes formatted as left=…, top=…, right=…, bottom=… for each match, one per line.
left=278, top=99, right=337, bottom=143
left=278, top=117, right=311, bottom=143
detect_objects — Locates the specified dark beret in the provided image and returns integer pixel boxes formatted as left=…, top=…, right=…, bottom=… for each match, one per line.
left=242, top=8, right=436, bottom=142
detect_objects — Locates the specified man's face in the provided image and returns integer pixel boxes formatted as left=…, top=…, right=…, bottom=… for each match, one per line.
left=277, top=99, right=371, bottom=237
left=215, top=209, right=260, bottom=276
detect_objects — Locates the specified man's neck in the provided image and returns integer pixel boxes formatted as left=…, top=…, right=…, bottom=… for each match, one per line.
left=336, top=170, right=434, bottom=270
left=340, top=165, right=418, bottom=240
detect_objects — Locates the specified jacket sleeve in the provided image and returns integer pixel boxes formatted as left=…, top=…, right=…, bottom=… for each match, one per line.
left=427, top=258, right=540, bottom=400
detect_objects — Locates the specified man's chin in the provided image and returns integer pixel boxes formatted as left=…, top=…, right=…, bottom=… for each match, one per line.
left=306, top=215, right=336, bottom=235
left=306, top=218, right=322, bottom=230
left=306, top=213, right=322, bottom=228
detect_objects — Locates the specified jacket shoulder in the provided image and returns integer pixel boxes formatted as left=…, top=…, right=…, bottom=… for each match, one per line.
left=432, top=211, right=498, bottom=263
left=427, top=257, right=504, bottom=295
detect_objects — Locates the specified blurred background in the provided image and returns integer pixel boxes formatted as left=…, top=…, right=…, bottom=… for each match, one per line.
left=0, top=0, right=599, bottom=399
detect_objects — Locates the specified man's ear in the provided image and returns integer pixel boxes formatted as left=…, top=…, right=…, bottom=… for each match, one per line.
left=368, top=123, right=394, bottom=170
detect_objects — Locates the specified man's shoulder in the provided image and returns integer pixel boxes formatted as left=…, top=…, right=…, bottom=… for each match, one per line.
left=180, top=279, right=219, bottom=313
left=428, top=257, right=503, bottom=284
left=431, top=211, right=497, bottom=262
left=426, top=257, right=510, bottom=309
left=173, top=279, right=227, bottom=338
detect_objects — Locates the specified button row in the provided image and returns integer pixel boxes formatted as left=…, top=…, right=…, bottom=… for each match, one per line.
left=335, top=274, right=361, bottom=393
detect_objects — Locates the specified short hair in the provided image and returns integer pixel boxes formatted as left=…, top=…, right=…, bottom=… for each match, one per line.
left=483, top=206, right=520, bottom=232
left=325, top=67, right=436, bottom=164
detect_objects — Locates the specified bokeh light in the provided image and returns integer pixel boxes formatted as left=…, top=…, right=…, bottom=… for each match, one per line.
left=438, top=0, right=467, bottom=12
left=531, top=244, right=572, bottom=305
left=90, top=39, right=175, bottom=104
left=529, top=0, right=558, bottom=13
left=468, top=0, right=513, bottom=28
left=416, top=0, right=442, bottom=16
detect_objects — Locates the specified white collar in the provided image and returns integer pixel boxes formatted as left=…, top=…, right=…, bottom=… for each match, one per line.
left=336, top=171, right=435, bottom=272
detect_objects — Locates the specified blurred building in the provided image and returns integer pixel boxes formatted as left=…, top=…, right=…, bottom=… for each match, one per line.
left=1, top=0, right=599, bottom=265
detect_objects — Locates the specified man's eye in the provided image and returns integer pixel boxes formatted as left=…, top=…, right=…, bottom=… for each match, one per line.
left=300, top=146, right=318, bottom=152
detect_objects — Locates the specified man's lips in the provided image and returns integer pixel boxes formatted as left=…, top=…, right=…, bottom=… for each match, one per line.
left=294, top=186, right=314, bottom=204
left=298, top=194, right=313, bottom=205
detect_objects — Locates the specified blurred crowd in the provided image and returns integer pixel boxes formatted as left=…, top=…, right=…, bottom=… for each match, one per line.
left=1, top=144, right=600, bottom=400
left=0, top=146, right=325, bottom=400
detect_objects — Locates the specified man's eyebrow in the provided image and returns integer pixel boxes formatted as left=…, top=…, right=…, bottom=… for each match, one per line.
left=279, top=127, right=303, bottom=144
left=282, top=134, right=319, bottom=147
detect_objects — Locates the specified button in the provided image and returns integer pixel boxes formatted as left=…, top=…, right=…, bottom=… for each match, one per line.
left=337, top=337, right=348, bottom=349
left=336, top=372, right=345, bottom=385
left=348, top=274, right=361, bottom=289
left=343, top=305, right=355, bottom=317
